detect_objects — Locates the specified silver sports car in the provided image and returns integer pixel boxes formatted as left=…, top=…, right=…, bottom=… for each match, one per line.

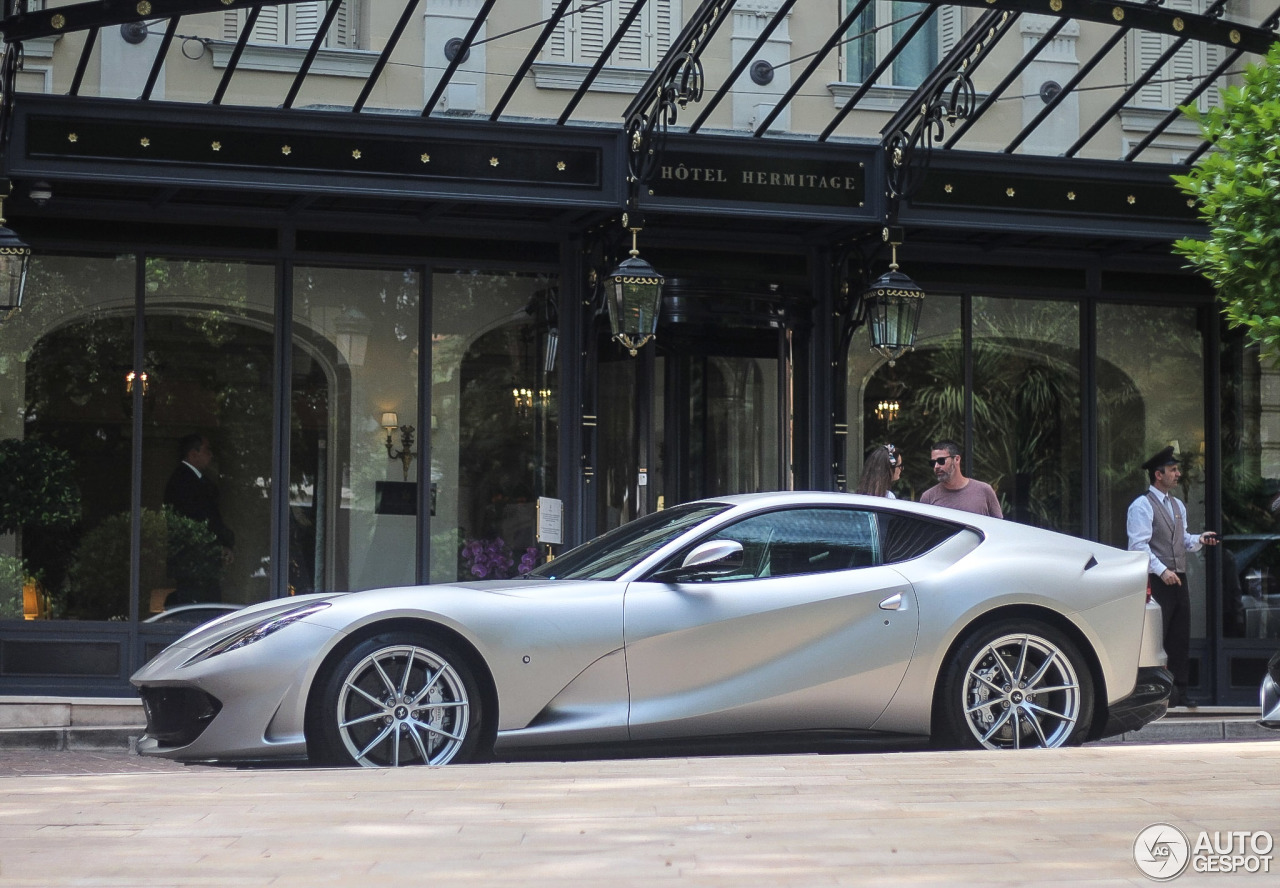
left=132, top=492, right=1172, bottom=766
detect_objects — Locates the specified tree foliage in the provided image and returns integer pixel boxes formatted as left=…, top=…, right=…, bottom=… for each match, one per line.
left=1173, top=43, right=1280, bottom=354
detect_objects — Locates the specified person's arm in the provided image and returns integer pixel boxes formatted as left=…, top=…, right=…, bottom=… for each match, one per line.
left=1126, top=496, right=1167, bottom=576
left=986, top=484, right=1003, bottom=519
left=1176, top=500, right=1206, bottom=553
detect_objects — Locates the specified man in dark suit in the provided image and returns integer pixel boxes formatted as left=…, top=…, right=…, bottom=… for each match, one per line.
left=163, top=434, right=234, bottom=605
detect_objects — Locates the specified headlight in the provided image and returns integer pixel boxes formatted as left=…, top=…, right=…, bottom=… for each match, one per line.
left=182, top=602, right=331, bottom=667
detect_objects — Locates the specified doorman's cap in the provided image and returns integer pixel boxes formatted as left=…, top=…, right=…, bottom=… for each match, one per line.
left=1142, top=445, right=1180, bottom=473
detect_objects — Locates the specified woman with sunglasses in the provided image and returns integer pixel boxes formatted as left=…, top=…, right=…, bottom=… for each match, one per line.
left=856, top=443, right=902, bottom=498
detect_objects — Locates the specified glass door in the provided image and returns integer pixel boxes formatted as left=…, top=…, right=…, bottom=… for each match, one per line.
left=594, top=280, right=795, bottom=535
left=657, top=344, right=787, bottom=507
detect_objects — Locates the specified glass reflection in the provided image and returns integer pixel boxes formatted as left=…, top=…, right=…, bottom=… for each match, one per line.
left=1219, top=327, right=1280, bottom=639
left=431, top=272, right=559, bottom=582
left=141, top=259, right=277, bottom=614
left=1, top=255, right=135, bottom=621
left=969, top=297, right=1081, bottom=534
left=292, top=266, right=421, bottom=593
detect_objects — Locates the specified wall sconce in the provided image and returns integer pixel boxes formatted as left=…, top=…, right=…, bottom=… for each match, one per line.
left=334, top=306, right=370, bottom=367
left=382, top=412, right=416, bottom=481
left=125, top=370, right=150, bottom=396
left=512, top=388, right=533, bottom=414
left=0, top=180, right=32, bottom=311
left=874, top=399, right=900, bottom=423
left=512, top=388, right=552, bottom=418
left=605, top=227, right=664, bottom=357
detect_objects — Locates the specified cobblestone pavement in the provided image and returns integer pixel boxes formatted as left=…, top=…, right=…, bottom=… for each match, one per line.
left=2, top=741, right=1279, bottom=886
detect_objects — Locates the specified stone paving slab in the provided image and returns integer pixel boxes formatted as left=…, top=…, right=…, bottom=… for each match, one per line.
left=1, top=742, right=1278, bottom=886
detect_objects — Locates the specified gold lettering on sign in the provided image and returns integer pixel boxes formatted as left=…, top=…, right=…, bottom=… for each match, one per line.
left=658, top=164, right=860, bottom=193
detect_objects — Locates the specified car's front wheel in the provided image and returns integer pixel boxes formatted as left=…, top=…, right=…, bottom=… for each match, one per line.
left=935, top=619, right=1094, bottom=750
left=312, top=632, right=483, bottom=767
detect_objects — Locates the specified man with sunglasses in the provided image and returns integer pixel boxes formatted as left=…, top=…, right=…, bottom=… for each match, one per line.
left=919, top=439, right=1003, bottom=518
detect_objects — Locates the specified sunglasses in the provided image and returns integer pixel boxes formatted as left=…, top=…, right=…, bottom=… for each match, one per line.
left=930, top=456, right=953, bottom=466
left=885, top=444, right=899, bottom=467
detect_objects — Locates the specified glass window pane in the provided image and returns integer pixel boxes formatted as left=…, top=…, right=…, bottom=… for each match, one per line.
left=1219, top=327, right=1280, bottom=639
left=706, top=508, right=880, bottom=579
left=431, top=272, right=558, bottom=583
left=849, top=292, right=962, bottom=503
left=1, top=255, right=136, bottom=622
left=292, top=266, right=421, bottom=593
left=1097, top=302, right=1207, bottom=636
left=596, top=346, right=637, bottom=535
left=892, top=2, right=938, bottom=87
left=970, top=296, right=1081, bottom=534
left=848, top=3, right=878, bottom=83
left=141, top=260, right=277, bottom=614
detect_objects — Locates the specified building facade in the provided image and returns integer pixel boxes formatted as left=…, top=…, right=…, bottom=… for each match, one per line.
left=0, top=0, right=1278, bottom=705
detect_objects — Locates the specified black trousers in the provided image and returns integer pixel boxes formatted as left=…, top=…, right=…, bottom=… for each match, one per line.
left=1149, top=572, right=1191, bottom=697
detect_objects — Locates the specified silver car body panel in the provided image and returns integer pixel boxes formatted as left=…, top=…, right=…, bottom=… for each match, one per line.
left=1261, top=651, right=1280, bottom=729
left=131, top=492, right=1154, bottom=761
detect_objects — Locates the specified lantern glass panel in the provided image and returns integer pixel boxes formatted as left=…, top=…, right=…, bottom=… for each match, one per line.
left=0, top=251, right=28, bottom=310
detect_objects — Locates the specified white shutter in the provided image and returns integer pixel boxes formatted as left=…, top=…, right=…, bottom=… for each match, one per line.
left=544, top=0, right=674, bottom=67
left=546, top=0, right=569, bottom=61
left=616, top=1, right=648, bottom=68
left=222, top=11, right=240, bottom=42
left=937, top=5, right=962, bottom=58
left=1200, top=40, right=1224, bottom=109
left=575, top=1, right=611, bottom=63
left=331, top=0, right=354, bottom=49
left=1132, top=29, right=1170, bottom=107
left=291, top=2, right=323, bottom=47
left=249, top=6, right=282, bottom=44
left=656, top=0, right=675, bottom=56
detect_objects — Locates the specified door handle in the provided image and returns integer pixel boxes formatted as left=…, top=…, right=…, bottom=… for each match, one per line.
left=879, top=593, right=903, bottom=611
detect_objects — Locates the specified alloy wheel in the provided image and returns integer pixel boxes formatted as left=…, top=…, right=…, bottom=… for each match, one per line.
left=335, top=644, right=472, bottom=766
left=959, top=632, right=1082, bottom=749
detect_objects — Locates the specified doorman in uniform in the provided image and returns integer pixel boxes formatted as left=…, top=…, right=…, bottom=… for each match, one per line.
left=1125, top=445, right=1218, bottom=707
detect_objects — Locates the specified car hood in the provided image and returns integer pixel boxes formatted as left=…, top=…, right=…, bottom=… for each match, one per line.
left=160, top=577, right=595, bottom=649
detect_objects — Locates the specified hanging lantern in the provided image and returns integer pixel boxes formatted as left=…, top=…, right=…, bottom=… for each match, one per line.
left=605, top=228, right=664, bottom=357
left=861, top=239, right=924, bottom=365
left=0, top=184, right=31, bottom=312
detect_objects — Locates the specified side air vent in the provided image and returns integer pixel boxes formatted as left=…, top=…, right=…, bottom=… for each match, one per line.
left=1084, top=556, right=1098, bottom=571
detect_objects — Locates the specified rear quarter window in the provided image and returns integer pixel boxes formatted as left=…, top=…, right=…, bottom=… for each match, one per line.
left=880, top=513, right=963, bottom=564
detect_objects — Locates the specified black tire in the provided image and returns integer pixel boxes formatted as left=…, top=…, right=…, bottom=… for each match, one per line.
left=934, top=619, right=1094, bottom=750
left=311, top=631, right=484, bottom=767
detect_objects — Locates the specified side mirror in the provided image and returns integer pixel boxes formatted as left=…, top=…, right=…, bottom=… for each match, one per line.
left=649, top=540, right=744, bottom=583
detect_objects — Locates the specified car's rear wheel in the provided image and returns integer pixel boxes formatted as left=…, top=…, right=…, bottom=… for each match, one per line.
left=312, top=632, right=482, bottom=767
left=935, top=619, right=1094, bottom=750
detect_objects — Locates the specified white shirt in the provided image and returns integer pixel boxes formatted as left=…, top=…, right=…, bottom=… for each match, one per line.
left=1126, top=485, right=1202, bottom=575
left=181, top=460, right=203, bottom=479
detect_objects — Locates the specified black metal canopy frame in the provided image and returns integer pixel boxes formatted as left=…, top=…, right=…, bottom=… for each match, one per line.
left=1, top=0, right=1275, bottom=161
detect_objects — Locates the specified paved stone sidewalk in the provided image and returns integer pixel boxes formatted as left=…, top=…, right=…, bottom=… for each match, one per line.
left=2, top=741, right=1279, bottom=886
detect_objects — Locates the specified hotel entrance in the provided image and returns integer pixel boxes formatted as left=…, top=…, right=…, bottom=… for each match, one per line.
left=592, top=280, right=800, bottom=535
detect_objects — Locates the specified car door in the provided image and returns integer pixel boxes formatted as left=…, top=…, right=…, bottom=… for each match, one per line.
left=622, top=506, right=920, bottom=740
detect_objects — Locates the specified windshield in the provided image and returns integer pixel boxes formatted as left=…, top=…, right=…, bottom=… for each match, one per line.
left=528, top=503, right=730, bottom=580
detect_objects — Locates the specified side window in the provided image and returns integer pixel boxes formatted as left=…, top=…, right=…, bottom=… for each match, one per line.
left=697, top=508, right=881, bottom=581
left=880, top=513, right=962, bottom=564
left=844, top=2, right=961, bottom=88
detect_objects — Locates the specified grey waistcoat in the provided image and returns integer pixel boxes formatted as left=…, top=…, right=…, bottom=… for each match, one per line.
left=1146, top=490, right=1187, bottom=574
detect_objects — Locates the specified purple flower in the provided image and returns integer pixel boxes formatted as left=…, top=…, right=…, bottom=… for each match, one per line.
left=461, top=536, right=527, bottom=580
left=518, top=547, right=538, bottom=575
